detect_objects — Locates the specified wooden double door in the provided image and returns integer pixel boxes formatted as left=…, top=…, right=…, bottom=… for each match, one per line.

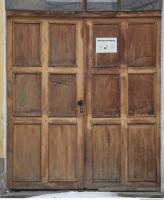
left=7, top=16, right=161, bottom=190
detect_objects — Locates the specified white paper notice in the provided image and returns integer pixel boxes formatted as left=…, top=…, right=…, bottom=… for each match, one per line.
left=96, top=37, right=117, bottom=53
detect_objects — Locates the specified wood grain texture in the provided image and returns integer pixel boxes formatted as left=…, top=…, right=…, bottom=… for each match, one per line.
left=7, top=10, right=162, bottom=18
left=48, top=74, right=77, bottom=117
left=48, top=125, right=77, bottom=181
left=85, top=18, right=160, bottom=190
left=127, top=23, right=156, bottom=67
left=128, top=124, right=157, bottom=182
left=13, top=23, right=41, bottom=66
left=8, top=18, right=84, bottom=189
left=49, top=24, right=76, bottom=67
left=7, top=15, right=161, bottom=191
left=13, top=73, right=41, bottom=116
left=93, top=24, right=120, bottom=67
left=92, top=125, right=121, bottom=182
left=13, top=124, right=41, bottom=181
left=92, top=74, right=120, bottom=117
left=128, top=74, right=155, bottom=116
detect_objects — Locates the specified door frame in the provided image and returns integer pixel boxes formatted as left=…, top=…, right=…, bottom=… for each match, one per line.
left=7, top=11, right=161, bottom=191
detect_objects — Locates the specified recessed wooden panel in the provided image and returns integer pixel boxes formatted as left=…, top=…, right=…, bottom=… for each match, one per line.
left=49, top=74, right=76, bottom=117
left=13, top=23, right=41, bottom=66
left=127, top=23, right=156, bottom=66
left=92, top=125, right=121, bottom=182
left=14, top=73, right=41, bottom=116
left=93, top=24, right=120, bottom=67
left=49, top=24, right=76, bottom=67
left=128, top=124, right=157, bottom=181
left=92, top=75, right=120, bottom=117
left=48, top=125, right=77, bottom=181
left=128, top=74, right=155, bottom=116
left=13, top=124, right=41, bottom=181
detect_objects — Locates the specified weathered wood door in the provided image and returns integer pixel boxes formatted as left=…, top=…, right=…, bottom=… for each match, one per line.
left=8, top=18, right=84, bottom=189
left=85, top=18, right=161, bottom=190
left=7, top=16, right=161, bottom=190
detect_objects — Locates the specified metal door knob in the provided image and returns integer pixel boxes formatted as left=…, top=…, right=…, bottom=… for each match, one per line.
left=77, top=100, right=84, bottom=113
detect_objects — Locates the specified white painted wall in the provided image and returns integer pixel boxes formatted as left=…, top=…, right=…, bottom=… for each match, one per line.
left=0, top=0, right=5, bottom=160
left=0, top=0, right=6, bottom=192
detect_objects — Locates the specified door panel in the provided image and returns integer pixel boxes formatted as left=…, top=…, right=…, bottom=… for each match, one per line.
left=86, top=18, right=160, bottom=190
left=49, top=23, right=76, bottom=67
left=13, top=73, right=42, bottom=116
left=48, top=74, right=77, bottom=117
left=13, top=124, right=41, bottom=181
left=93, top=24, right=121, bottom=67
left=127, top=23, right=156, bottom=67
left=8, top=18, right=84, bottom=189
left=92, top=125, right=121, bottom=182
left=48, top=125, right=77, bottom=181
left=92, top=74, right=120, bottom=117
left=128, top=74, right=155, bottom=116
left=86, top=19, right=122, bottom=189
left=128, top=124, right=157, bottom=182
left=13, top=23, right=41, bottom=66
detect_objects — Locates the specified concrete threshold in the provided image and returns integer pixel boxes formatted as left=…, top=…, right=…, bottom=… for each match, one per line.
left=0, top=190, right=164, bottom=198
